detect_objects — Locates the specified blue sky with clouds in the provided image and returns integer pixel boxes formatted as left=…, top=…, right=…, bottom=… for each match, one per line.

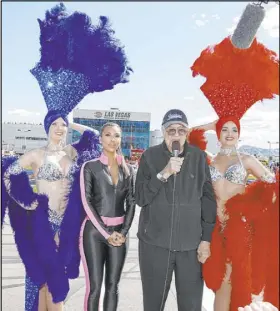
left=2, top=1, right=279, bottom=148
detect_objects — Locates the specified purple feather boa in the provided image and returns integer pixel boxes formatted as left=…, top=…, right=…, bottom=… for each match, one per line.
left=2, top=155, right=18, bottom=226
left=2, top=130, right=101, bottom=306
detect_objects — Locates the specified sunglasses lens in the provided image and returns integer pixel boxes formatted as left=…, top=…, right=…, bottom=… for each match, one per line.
left=167, top=128, right=187, bottom=136
left=178, top=129, right=187, bottom=136
left=167, top=129, right=176, bottom=136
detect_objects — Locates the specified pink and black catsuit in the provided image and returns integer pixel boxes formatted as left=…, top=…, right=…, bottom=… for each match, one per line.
left=80, top=153, right=136, bottom=311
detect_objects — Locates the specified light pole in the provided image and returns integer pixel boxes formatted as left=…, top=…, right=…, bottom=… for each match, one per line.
left=130, top=125, right=134, bottom=159
left=17, top=129, right=31, bottom=154
left=267, top=141, right=279, bottom=160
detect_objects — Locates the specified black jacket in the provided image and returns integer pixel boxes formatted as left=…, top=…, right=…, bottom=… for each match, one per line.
left=82, top=158, right=136, bottom=237
left=135, top=141, right=217, bottom=251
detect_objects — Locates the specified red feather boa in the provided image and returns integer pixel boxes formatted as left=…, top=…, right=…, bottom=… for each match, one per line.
left=203, top=175, right=279, bottom=311
left=187, top=129, right=211, bottom=164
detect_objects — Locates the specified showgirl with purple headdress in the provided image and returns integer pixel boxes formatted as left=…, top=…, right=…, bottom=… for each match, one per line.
left=2, top=3, right=132, bottom=310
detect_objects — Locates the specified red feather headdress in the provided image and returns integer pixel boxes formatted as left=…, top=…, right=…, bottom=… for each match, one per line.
left=191, top=37, right=279, bottom=137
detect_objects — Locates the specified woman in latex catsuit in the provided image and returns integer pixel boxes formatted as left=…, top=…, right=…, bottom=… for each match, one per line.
left=80, top=122, right=136, bottom=311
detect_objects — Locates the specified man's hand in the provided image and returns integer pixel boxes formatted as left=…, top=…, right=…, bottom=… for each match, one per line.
left=162, top=157, right=184, bottom=178
left=238, top=301, right=278, bottom=311
left=107, top=232, right=126, bottom=247
left=197, top=241, right=211, bottom=264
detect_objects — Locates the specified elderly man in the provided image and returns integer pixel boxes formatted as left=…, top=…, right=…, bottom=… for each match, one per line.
left=135, top=109, right=217, bottom=311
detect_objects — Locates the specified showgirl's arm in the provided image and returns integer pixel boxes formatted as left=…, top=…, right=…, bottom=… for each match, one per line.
left=190, top=120, right=218, bottom=132
left=69, top=122, right=99, bottom=135
left=244, top=154, right=276, bottom=183
left=66, top=123, right=101, bottom=160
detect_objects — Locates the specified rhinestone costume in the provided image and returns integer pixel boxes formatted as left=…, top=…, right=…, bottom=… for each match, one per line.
left=210, top=163, right=247, bottom=185
left=37, top=161, right=72, bottom=182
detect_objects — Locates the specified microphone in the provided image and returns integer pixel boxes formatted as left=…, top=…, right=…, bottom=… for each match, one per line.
left=231, top=3, right=265, bottom=49
left=172, top=141, right=180, bottom=157
left=171, top=141, right=180, bottom=176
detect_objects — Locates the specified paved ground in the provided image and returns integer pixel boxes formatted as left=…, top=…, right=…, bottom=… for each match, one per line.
left=2, top=209, right=214, bottom=311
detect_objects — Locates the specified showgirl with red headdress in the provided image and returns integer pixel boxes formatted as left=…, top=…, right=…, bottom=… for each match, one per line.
left=187, top=36, right=279, bottom=311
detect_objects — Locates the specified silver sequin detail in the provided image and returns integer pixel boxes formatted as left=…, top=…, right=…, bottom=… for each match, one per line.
left=5, top=160, right=24, bottom=175
left=37, top=162, right=72, bottom=182
left=48, top=209, right=64, bottom=228
left=4, top=160, right=37, bottom=210
left=210, top=164, right=247, bottom=185
left=30, top=65, right=91, bottom=114
left=219, top=148, right=236, bottom=156
left=25, top=275, right=39, bottom=311
left=260, top=172, right=276, bottom=184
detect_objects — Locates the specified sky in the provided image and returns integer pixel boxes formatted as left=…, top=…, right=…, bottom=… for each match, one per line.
left=2, top=1, right=279, bottom=148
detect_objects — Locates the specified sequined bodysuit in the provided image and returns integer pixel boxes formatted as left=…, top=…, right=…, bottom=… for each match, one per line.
left=36, top=158, right=73, bottom=231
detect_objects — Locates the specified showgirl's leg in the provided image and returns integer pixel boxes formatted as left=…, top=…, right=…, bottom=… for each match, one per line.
left=45, top=285, right=64, bottom=311
left=38, top=285, right=47, bottom=311
left=214, top=263, right=232, bottom=311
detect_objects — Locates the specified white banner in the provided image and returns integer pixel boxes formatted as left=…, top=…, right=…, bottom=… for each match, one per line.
left=73, top=109, right=151, bottom=122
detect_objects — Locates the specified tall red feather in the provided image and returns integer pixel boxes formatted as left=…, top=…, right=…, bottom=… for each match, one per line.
left=191, top=37, right=279, bottom=120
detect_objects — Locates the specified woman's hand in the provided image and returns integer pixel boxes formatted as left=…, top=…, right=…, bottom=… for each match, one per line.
left=238, top=301, right=278, bottom=311
left=107, top=231, right=126, bottom=247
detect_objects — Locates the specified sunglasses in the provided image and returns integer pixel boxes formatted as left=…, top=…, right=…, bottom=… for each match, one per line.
left=166, top=128, right=188, bottom=136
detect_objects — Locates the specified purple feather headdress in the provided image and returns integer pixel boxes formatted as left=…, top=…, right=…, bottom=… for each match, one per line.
left=31, top=3, right=132, bottom=117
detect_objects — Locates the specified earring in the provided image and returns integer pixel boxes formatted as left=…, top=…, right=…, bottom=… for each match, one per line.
left=217, top=141, right=221, bottom=148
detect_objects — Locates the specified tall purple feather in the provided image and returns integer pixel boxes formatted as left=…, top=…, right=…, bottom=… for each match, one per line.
left=31, top=3, right=132, bottom=115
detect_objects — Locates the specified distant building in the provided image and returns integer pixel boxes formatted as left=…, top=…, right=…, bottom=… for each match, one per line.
left=149, top=129, right=163, bottom=146
left=72, top=108, right=151, bottom=157
left=2, top=122, right=47, bottom=155
left=2, top=122, right=72, bottom=155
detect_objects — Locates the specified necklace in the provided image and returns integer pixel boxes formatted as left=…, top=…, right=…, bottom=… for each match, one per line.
left=45, top=141, right=64, bottom=155
left=219, top=147, right=237, bottom=156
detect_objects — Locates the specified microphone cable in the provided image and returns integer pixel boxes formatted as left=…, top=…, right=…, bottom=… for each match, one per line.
left=159, top=172, right=177, bottom=311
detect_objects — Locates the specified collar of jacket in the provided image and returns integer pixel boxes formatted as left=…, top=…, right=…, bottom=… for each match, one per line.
left=161, top=140, right=188, bottom=158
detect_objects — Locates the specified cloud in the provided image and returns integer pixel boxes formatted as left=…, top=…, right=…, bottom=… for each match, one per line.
left=211, top=14, right=220, bottom=20
left=184, top=96, right=195, bottom=100
left=195, top=19, right=208, bottom=27
left=192, top=12, right=219, bottom=28
left=239, top=105, right=279, bottom=147
left=262, top=4, right=279, bottom=38
left=8, top=109, right=41, bottom=117
left=226, top=16, right=240, bottom=34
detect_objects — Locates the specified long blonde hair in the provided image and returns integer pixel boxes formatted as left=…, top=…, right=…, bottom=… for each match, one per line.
left=100, top=122, right=130, bottom=178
